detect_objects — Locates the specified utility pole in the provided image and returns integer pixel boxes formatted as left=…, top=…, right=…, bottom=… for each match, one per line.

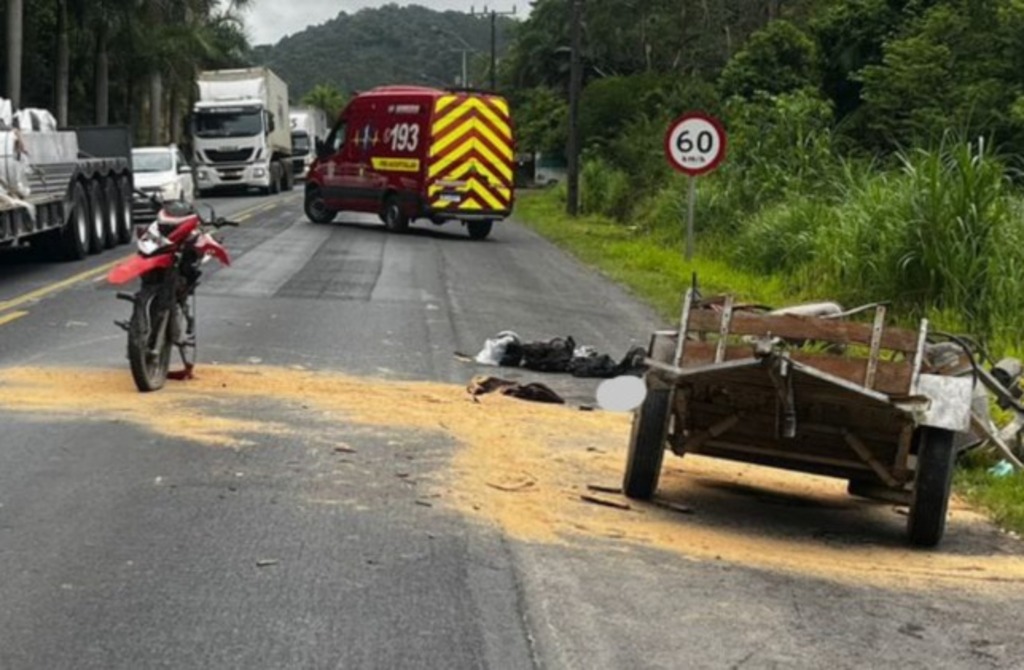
left=471, top=5, right=516, bottom=91
left=566, top=0, right=583, bottom=216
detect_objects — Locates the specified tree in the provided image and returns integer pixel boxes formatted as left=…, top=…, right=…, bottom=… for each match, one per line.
left=301, top=84, right=346, bottom=119
left=719, top=20, right=820, bottom=99
left=5, top=0, right=24, bottom=107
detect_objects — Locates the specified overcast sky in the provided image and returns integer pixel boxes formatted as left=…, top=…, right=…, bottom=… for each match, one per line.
left=243, top=1, right=518, bottom=45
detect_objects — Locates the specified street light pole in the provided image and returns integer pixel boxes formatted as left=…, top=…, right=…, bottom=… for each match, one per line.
left=471, top=5, right=516, bottom=91
left=566, top=0, right=583, bottom=216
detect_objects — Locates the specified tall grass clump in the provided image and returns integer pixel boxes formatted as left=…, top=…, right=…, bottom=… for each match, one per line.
left=733, top=197, right=837, bottom=275
left=800, top=136, right=1024, bottom=342
left=580, top=157, right=634, bottom=221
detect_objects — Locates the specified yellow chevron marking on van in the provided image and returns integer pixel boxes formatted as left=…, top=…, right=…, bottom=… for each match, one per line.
left=444, top=159, right=503, bottom=190
left=435, top=95, right=459, bottom=114
left=465, top=179, right=504, bottom=210
left=428, top=140, right=513, bottom=184
left=489, top=98, right=509, bottom=116
left=432, top=98, right=511, bottom=139
left=429, top=118, right=513, bottom=161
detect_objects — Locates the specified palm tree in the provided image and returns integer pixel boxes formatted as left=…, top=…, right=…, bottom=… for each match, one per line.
left=5, top=0, right=24, bottom=108
left=301, top=84, right=347, bottom=119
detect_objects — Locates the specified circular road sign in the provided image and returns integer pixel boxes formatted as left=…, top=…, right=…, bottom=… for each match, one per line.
left=664, top=112, right=726, bottom=176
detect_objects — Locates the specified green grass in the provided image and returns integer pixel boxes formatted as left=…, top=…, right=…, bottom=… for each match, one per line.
left=515, top=189, right=798, bottom=321
left=956, top=460, right=1024, bottom=536
left=515, top=188, right=1024, bottom=536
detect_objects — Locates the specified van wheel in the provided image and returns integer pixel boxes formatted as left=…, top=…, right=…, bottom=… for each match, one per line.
left=382, top=196, right=409, bottom=233
left=467, top=220, right=493, bottom=240
left=304, top=187, right=336, bottom=224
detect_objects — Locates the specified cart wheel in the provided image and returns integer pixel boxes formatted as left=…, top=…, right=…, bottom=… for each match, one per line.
left=907, top=427, right=956, bottom=548
left=623, top=389, right=671, bottom=500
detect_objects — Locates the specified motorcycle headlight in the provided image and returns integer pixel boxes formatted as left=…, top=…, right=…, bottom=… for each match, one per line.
left=137, top=221, right=170, bottom=255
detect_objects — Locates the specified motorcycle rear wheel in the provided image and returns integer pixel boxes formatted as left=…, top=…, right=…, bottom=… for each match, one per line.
left=128, top=286, right=173, bottom=392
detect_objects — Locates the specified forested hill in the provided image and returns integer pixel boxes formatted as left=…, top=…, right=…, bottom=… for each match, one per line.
left=249, top=4, right=516, bottom=100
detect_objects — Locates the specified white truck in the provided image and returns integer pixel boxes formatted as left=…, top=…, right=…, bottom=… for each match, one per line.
left=191, top=67, right=293, bottom=196
left=1, top=100, right=134, bottom=261
left=288, top=107, right=329, bottom=180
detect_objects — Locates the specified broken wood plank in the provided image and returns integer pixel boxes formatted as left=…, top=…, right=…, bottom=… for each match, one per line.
left=580, top=494, right=631, bottom=511
left=686, top=309, right=921, bottom=352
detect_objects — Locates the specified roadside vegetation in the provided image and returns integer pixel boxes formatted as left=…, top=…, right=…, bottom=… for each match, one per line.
left=506, top=0, right=1024, bottom=531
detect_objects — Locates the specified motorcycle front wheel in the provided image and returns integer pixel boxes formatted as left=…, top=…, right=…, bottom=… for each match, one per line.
left=127, top=285, right=173, bottom=392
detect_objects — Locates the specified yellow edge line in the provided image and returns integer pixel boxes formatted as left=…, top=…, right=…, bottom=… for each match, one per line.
left=0, top=199, right=273, bottom=314
left=0, top=261, right=122, bottom=314
left=0, top=310, right=29, bottom=327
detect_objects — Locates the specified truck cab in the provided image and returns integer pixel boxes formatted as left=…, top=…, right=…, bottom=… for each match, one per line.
left=191, top=68, right=293, bottom=196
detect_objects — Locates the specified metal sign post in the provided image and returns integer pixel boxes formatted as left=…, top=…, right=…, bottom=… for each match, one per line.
left=664, top=112, right=727, bottom=261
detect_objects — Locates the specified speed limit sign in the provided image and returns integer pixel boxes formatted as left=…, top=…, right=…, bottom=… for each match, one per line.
left=665, top=112, right=726, bottom=175
left=664, top=112, right=726, bottom=260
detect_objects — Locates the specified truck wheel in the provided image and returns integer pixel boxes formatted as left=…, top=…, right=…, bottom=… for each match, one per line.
left=623, top=389, right=672, bottom=500
left=103, top=177, right=121, bottom=246
left=382, top=196, right=409, bottom=233
left=304, top=187, right=336, bottom=224
left=85, top=179, right=109, bottom=253
left=907, top=426, right=956, bottom=547
left=282, top=165, right=294, bottom=192
left=269, top=165, right=281, bottom=195
left=115, top=175, right=133, bottom=244
left=60, top=182, right=90, bottom=261
left=467, top=220, right=493, bottom=240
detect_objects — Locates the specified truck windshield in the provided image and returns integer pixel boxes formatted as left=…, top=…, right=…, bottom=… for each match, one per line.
left=194, top=109, right=263, bottom=138
left=292, top=132, right=310, bottom=153
left=132, top=151, right=173, bottom=173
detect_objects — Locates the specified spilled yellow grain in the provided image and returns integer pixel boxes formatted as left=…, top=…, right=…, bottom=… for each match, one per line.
left=0, top=364, right=1022, bottom=590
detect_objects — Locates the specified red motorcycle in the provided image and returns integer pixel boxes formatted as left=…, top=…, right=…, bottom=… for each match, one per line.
left=107, top=199, right=237, bottom=392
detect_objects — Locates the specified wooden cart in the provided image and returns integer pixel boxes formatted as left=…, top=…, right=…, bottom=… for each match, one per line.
left=624, top=289, right=974, bottom=547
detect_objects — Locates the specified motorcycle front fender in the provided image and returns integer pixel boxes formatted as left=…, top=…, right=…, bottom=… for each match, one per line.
left=195, top=234, right=231, bottom=266
left=107, top=253, right=175, bottom=285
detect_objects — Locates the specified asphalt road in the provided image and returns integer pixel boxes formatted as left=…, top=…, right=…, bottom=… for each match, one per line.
left=0, top=191, right=1022, bottom=670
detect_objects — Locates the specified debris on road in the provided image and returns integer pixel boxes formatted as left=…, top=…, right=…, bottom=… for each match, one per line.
left=467, top=375, right=564, bottom=404
left=466, top=332, right=648, bottom=378
left=652, top=499, right=695, bottom=515
left=580, top=494, right=632, bottom=511
left=255, top=559, right=279, bottom=567
left=472, top=331, right=523, bottom=366
left=586, top=484, right=623, bottom=495
left=334, top=444, right=357, bottom=454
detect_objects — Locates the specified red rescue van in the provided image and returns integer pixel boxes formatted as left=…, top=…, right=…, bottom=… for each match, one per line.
left=304, top=86, right=515, bottom=240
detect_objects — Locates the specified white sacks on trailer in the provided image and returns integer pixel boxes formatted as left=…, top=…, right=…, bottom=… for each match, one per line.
left=12, top=108, right=58, bottom=133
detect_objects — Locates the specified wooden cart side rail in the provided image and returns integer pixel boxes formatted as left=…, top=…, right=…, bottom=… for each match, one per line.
left=686, top=309, right=921, bottom=353
left=676, top=341, right=915, bottom=396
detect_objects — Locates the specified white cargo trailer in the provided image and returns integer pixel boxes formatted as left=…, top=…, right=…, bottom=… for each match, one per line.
left=288, top=107, right=329, bottom=180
